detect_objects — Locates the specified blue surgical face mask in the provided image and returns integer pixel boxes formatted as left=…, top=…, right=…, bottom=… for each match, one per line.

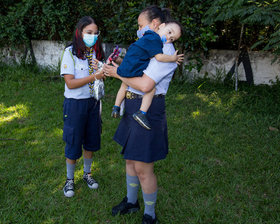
left=137, top=25, right=151, bottom=39
left=83, top=34, right=98, bottom=47
left=161, top=35, right=167, bottom=44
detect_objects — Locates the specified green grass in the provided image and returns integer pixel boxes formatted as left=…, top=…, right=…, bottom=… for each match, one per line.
left=0, top=64, right=279, bottom=224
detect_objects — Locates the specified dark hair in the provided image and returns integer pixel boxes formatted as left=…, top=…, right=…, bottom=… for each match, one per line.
left=141, top=5, right=171, bottom=23
left=70, top=16, right=104, bottom=60
left=165, top=20, right=184, bottom=37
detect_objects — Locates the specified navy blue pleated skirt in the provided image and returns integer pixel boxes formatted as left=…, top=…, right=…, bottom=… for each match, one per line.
left=113, top=96, right=168, bottom=163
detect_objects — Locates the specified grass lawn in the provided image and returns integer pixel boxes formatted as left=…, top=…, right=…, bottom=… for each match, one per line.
left=0, top=64, right=279, bottom=224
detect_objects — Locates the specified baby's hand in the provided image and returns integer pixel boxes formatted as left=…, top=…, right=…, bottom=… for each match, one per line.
left=173, top=50, right=184, bottom=65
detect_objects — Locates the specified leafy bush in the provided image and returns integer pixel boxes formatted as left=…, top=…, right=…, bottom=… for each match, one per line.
left=0, top=0, right=279, bottom=69
left=204, top=0, right=280, bottom=55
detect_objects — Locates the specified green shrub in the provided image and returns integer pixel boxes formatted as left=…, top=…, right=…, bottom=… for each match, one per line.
left=0, top=0, right=279, bottom=71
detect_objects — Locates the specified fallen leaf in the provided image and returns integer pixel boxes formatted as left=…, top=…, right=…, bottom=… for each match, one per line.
left=269, top=126, right=279, bottom=132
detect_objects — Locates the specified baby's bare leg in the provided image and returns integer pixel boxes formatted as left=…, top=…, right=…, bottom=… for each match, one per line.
left=140, top=88, right=156, bottom=112
left=115, top=82, right=127, bottom=107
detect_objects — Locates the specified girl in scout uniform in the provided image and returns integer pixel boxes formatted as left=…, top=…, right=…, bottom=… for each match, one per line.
left=103, top=6, right=183, bottom=224
left=60, top=16, right=105, bottom=198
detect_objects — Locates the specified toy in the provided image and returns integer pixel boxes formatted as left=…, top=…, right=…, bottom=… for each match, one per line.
left=108, top=45, right=122, bottom=63
left=98, top=45, right=122, bottom=70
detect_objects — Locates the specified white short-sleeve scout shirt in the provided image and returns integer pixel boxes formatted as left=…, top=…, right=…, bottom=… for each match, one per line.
left=60, top=46, right=96, bottom=99
left=127, top=43, right=178, bottom=95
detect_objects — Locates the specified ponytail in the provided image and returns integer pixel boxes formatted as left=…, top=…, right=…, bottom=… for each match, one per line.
left=161, top=8, right=172, bottom=22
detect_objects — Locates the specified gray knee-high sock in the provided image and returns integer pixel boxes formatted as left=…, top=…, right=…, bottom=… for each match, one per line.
left=142, top=190, right=157, bottom=219
left=126, top=174, right=140, bottom=204
left=83, top=157, right=93, bottom=173
left=66, top=161, right=75, bottom=180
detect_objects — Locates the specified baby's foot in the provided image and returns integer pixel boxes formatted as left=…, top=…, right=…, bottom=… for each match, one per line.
left=132, top=110, right=151, bottom=130
left=111, top=106, right=120, bottom=118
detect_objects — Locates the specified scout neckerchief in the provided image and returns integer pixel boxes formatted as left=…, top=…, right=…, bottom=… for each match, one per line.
left=85, top=47, right=96, bottom=97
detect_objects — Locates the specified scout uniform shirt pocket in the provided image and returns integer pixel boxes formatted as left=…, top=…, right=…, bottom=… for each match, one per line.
left=74, top=60, right=90, bottom=79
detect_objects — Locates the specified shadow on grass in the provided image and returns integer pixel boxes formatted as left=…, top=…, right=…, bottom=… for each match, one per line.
left=0, top=75, right=143, bottom=223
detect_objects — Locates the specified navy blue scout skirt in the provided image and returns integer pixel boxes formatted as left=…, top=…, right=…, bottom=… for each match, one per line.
left=63, top=98, right=101, bottom=160
left=113, top=95, right=168, bottom=163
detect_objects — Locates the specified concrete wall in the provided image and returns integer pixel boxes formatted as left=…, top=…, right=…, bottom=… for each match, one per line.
left=1, top=40, right=279, bottom=85
left=0, top=40, right=120, bottom=69
left=186, top=49, right=280, bottom=85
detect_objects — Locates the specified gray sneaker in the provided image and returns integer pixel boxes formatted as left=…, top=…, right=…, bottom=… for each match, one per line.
left=83, top=172, right=99, bottom=189
left=133, top=110, right=151, bottom=130
left=63, top=179, right=74, bottom=197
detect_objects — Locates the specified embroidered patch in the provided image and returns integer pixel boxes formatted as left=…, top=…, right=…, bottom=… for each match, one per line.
left=64, top=64, right=67, bottom=69
left=145, top=201, right=155, bottom=206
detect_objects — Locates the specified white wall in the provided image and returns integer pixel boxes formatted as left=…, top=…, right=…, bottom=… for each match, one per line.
left=0, top=40, right=66, bottom=68
left=1, top=41, right=279, bottom=85
left=32, top=40, right=66, bottom=68
left=185, top=49, right=280, bottom=85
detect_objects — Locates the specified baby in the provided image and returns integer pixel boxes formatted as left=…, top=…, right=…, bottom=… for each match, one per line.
left=111, top=14, right=183, bottom=130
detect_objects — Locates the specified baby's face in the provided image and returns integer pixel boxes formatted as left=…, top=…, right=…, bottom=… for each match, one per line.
left=158, top=23, right=181, bottom=43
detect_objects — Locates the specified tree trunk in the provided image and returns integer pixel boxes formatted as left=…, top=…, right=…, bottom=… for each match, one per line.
left=234, top=24, right=244, bottom=91
left=28, top=39, right=37, bottom=65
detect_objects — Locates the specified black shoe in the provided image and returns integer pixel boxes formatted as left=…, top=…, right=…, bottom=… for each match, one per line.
left=111, top=106, right=120, bottom=118
left=112, top=196, right=140, bottom=216
left=132, top=110, right=151, bottom=130
left=142, top=214, right=158, bottom=224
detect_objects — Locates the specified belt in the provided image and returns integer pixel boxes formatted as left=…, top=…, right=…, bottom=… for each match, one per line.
left=125, top=91, right=164, bottom=99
